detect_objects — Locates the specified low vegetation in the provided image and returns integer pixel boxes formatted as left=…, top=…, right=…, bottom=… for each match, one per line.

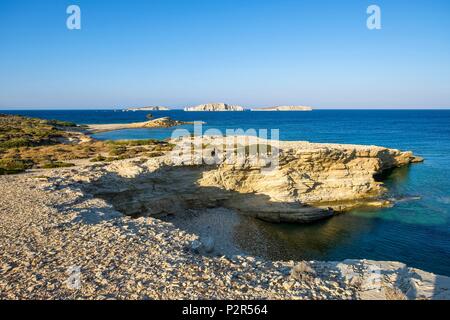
left=0, top=114, right=78, bottom=149
left=0, top=114, right=174, bottom=175
left=179, top=137, right=277, bottom=158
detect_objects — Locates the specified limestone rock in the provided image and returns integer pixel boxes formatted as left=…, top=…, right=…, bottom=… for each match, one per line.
left=2, top=166, right=448, bottom=300
left=141, top=117, right=186, bottom=128
left=125, top=106, right=170, bottom=111
left=184, top=103, right=244, bottom=112
left=78, top=135, right=423, bottom=223
left=333, top=259, right=450, bottom=300
left=87, top=117, right=191, bottom=133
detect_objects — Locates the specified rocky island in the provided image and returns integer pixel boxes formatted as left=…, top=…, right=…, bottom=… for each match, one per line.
left=183, top=103, right=313, bottom=112
left=1, top=113, right=449, bottom=300
left=251, top=106, right=313, bottom=111
left=124, top=106, right=171, bottom=111
left=184, top=103, right=245, bottom=112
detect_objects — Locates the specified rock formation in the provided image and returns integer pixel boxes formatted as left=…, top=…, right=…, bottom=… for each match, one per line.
left=252, top=106, right=313, bottom=111
left=124, top=106, right=170, bottom=111
left=184, top=103, right=245, bottom=112
left=87, top=117, right=191, bottom=133
left=141, top=116, right=187, bottom=128
left=69, top=135, right=422, bottom=223
left=292, top=259, right=450, bottom=300
left=1, top=171, right=448, bottom=299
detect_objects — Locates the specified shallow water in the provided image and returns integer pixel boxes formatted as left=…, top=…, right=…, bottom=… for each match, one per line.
left=3, top=109, right=450, bottom=276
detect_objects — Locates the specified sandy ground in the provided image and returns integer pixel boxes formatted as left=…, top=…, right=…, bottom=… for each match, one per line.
left=87, top=121, right=152, bottom=133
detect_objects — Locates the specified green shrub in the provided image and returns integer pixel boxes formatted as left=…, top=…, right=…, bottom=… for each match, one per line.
left=41, top=161, right=75, bottom=169
left=45, top=119, right=77, bottom=127
left=0, top=138, right=30, bottom=149
left=90, top=155, right=107, bottom=162
left=108, top=145, right=127, bottom=156
left=0, top=159, right=33, bottom=175
left=147, top=151, right=165, bottom=158
left=107, top=139, right=160, bottom=147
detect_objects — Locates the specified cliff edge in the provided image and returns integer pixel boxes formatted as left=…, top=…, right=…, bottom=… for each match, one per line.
left=66, top=135, right=423, bottom=223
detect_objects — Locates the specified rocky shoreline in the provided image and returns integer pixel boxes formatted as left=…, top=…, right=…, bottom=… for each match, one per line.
left=86, top=116, right=193, bottom=133
left=80, top=135, right=422, bottom=223
left=1, top=135, right=449, bottom=300
left=1, top=169, right=449, bottom=299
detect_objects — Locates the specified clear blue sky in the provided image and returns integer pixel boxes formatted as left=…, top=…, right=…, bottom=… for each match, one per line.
left=1, top=0, right=449, bottom=109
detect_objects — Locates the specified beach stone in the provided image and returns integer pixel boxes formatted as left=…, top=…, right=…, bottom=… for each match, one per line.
left=0, top=137, right=447, bottom=300
left=201, top=236, right=215, bottom=253
left=291, top=262, right=317, bottom=281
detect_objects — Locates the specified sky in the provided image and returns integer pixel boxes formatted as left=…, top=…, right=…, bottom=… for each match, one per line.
left=0, top=0, right=450, bottom=109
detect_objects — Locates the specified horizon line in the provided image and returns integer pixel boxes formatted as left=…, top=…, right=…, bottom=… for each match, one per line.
left=1, top=107, right=450, bottom=111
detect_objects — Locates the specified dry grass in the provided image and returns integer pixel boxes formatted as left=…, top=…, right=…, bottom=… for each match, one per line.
left=0, top=113, right=77, bottom=149
left=0, top=114, right=174, bottom=174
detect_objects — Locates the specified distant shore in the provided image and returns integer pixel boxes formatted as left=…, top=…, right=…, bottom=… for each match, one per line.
left=86, top=116, right=194, bottom=133
left=120, top=103, right=314, bottom=112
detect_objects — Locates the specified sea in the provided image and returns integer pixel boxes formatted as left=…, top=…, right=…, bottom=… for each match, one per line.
left=2, top=109, right=450, bottom=276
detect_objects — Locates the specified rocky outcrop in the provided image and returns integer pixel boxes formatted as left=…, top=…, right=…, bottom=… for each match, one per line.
left=140, top=116, right=188, bottom=128
left=67, top=136, right=422, bottom=223
left=184, top=103, right=244, bottom=112
left=252, top=106, right=313, bottom=111
left=292, top=259, right=450, bottom=300
left=87, top=117, right=191, bottom=133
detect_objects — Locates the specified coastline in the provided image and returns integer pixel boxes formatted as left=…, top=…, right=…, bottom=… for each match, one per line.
left=86, top=116, right=194, bottom=133
left=1, top=167, right=449, bottom=299
left=3, top=0, right=450, bottom=306
left=0, top=112, right=449, bottom=300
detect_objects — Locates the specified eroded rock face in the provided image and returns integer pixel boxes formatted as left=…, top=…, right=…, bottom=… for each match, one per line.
left=292, top=260, right=450, bottom=300
left=69, top=136, right=422, bottom=223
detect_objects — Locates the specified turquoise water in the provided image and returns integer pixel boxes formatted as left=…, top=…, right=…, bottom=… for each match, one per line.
left=3, top=109, right=450, bottom=276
